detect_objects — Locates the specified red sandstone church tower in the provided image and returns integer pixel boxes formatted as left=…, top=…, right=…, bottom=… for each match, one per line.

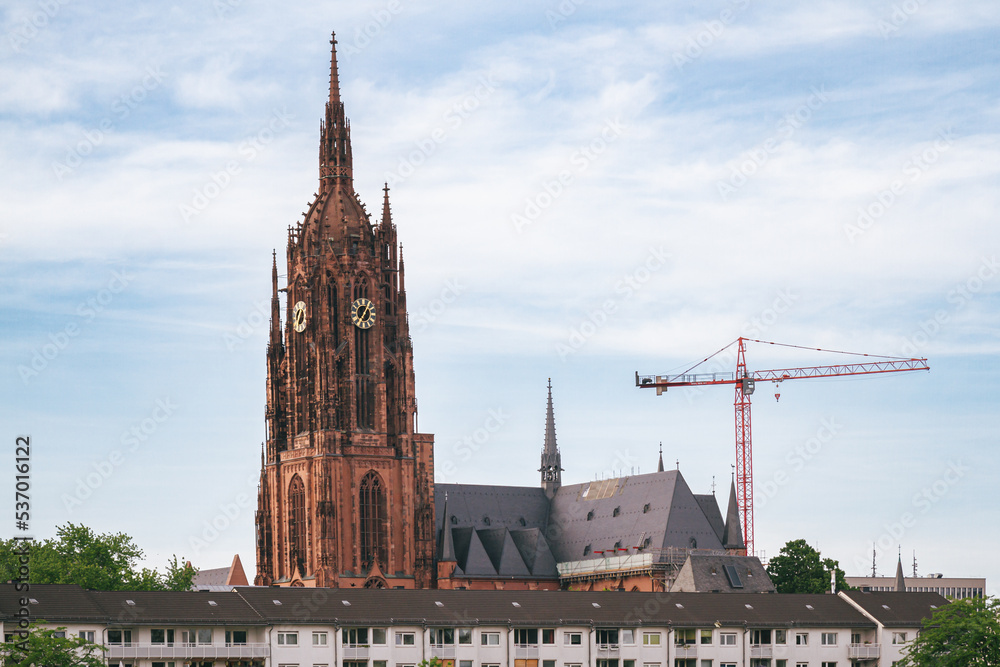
left=254, top=34, right=436, bottom=589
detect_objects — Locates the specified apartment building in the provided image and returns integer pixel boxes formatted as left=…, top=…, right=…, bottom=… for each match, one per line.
left=1, top=585, right=945, bottom=667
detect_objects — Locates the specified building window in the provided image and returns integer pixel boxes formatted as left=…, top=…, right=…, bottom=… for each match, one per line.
left=700, top=630, right=712, bottom=645
left=312, top=632, right=328, bottom=646
left=613, top=507, right=621, bottom=517
left=461, top=662, right=475, bottom=667
left=720, top=633, right=737, bottom=646
left=643, top=632, right=661, bottom=646
left=514, top=629, right=538, bottom=646
left=821, top=633, right=837, bottom=646
left=79, top=631, right=96, bottom=643
left=227, top=630, right=248, bottom=646
left=372, top=629, right=387, bottom=645
left=776, top=662, right=787, bottom=667
left=360, top=471, right=388, bottom=571
left=621, top=630, right=635, bottom=646
left=795, top=633, right=809, bottom=646
left=481, top=632, right=500, bottom=646
left=52, top=631, right=66, bottom=639
left=107, top=630, right=133, bottom=646
left=431, top=629, right=455, bottom=646
left=584, top=545, right=592, bottom=556
left=892, top=632, right=908, bottom=644
left=565, top=632, right=583, bottom=646
left=344, top=629, right=369, bottom=646
left=752, top=629, right=772, bottom=645
left=278, top=632, right=299, bottom=646
left=374, top=662, right=387, bottom=667
left=543, top=661, right=555, bottom=667
left=458, top=629, right=473, bottom=645
left=542, top=629, right=555, bottom=645
left=395, top=632, right=415, bottom=646
left=288, top=475, right=307, bottom=572
left=587, top=511, right=595, bottom=521
left=597, top=629, right=620, bottom=646
left=775, top=630, right=786, bottom=645
left=675, top=629, right=696, bottom=645
left=822, top=663, right=838, bottom=667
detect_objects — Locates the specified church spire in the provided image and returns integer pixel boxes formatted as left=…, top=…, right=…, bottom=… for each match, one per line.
left=382, top=183, right=393, bottom=226
left=269, top=250, right=281, bottom=345
left=540, top=378, right=562, bottom=499
left=319, top=31, right=353, bottom=192
left=722, top=477, right=746, bottom=554
left=895, top=551, right=907, bottom=591
left=657, top=442, right=664, bottom=472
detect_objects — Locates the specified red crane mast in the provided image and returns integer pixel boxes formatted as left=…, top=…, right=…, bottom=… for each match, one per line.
left=636, top=337, right=929, bottom=556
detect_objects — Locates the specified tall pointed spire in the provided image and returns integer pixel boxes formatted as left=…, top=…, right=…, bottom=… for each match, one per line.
left=382, top=183, right=393, bottom=226
left=895, top=552, right=906, bottom=592
left=540, top=378, right=563, bottom=499
left=657, top=442, right=664, bottom=472
left=439, top=492, right=456, bottom=563
left=722, top=477, right=746, bottom=554
left=269, top=250, right=281, bottom=345
left=319, top=31, right=353, bottom=192
left=329, top=30, right=341, bottom=106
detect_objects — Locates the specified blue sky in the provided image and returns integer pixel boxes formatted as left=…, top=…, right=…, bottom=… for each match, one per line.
left=1, top=0, right=998, bottom=593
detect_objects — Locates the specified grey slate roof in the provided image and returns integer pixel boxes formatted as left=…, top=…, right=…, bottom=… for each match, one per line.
left=547, top=471, right=725, bottom=564
left=437, top=470, right=731, bottom=576
left=1, top=584, right=877, bottom=629
left=670, top=554, right=776, bottom=593
left=841, top=590, right=948, bottom=627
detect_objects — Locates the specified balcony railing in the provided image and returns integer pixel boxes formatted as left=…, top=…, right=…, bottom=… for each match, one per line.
left=750, top=644, right=773, bottom=658
left=430, top=644, right=457, bottom=659
left=343, top=645, right=371, bottom=659
left=597, top=643, right=621, bottom=656
left=849, top=643, right=881, bottom=659
left=107, top=643, right=270, bottom=660
left=514, top=645, right=540, bottom=659
left=674, top=645, right=698, bottom=658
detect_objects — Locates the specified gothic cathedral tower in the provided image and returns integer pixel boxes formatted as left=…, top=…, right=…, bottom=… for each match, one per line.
left=255, top=34, right=436, bottom=589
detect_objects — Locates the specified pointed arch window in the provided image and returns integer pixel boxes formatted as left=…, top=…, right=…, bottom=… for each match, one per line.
left=288, top=475, right=307, bottom=574
left=359, top=471, right=387, bottom=571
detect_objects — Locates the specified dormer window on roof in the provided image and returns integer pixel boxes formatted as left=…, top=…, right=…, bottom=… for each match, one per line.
left=613, top=506, right=621, bottom=517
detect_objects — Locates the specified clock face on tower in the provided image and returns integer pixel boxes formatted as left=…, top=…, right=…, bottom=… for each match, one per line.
left=292, top=301, right=307, bottom=333
left=351, top=297, right=375, bottom=329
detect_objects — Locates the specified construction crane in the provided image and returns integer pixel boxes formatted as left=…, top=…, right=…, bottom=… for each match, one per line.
left=636, top=337, right=929, bottom=556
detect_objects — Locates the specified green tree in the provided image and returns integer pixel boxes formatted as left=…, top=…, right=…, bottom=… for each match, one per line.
left=0, top=625, right=105, bottom=667
left=766, top=539, right=851, bottom=594
left=898, top=596, right=1000, bottom=667
left=0, top=523, right=197, bottom=591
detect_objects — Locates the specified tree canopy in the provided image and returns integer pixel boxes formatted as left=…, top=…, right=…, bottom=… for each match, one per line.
left=899, top=596, right=1000, bottom=667
left=0, top=522, right=196, bottom=591
left=0, top=625, right=105, bottom=667
left=765, top=538, right=851, bottom=594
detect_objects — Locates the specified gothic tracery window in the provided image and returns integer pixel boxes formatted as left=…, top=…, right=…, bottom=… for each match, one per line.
left=288, top=475, right=307, bottom=574
left=359, top=471, right=387, bottom=571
